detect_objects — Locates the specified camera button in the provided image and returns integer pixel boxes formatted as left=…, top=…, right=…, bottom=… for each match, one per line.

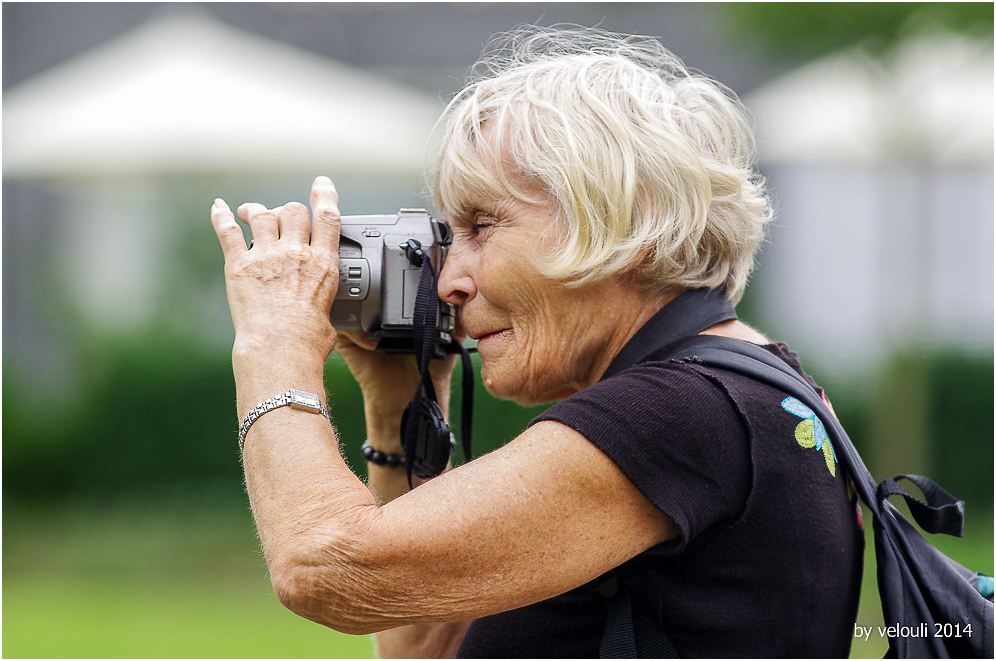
left=349, top=287, right=362, bottom=297
left=362, top=229, right=382, bottom=238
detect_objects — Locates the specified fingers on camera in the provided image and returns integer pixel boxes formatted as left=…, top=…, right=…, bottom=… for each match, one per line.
left=228, top=178, right=339, bottom=249
left=310, top=176, right=342, bottom=249
left=279, top=202, right=312, bottom=243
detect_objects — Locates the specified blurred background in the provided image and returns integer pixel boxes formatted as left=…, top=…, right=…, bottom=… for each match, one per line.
left=3, top=3, right=992, bottom=658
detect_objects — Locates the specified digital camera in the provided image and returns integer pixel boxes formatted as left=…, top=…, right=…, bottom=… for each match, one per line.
left=332, top=209, right=455, bottom=353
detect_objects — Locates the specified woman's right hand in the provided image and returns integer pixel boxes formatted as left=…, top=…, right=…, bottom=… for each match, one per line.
left=335, top=331, right=460, bottom=450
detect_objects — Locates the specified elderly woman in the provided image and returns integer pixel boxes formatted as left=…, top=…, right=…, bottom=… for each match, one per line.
left=210, top=28, right=862, bottom=658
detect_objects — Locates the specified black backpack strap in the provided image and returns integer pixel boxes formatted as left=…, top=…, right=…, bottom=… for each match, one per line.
left=877, top=474, right=964, bottom=537
left=593, top=571, right=678, bottom=659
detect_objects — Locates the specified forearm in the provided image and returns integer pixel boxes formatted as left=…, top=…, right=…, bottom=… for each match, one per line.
left=235, top=344, right=378, bottom=589
left=214, top=187, right=473, bottom=640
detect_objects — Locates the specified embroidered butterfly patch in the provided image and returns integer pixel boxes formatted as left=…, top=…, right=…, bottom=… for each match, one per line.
left=781, top=396, right=837, bottom=476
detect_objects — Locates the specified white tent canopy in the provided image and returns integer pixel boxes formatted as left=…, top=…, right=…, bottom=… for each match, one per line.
left=2, top=12, right=445, bottom=178
left=745, top=30, right=994, bottom=166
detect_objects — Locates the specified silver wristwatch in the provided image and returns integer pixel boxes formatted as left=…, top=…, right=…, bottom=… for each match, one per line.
left=238, top=389, right=331, bottom=452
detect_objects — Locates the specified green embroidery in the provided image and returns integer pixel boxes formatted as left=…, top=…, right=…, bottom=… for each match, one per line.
left=795, top=419, right=816, bottom=448
left=781, top=397, right=837, bottom=477
left=822, top=439, right=836, bottom=475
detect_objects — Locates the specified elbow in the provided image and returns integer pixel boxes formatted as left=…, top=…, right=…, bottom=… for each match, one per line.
left=268, top=528, right=393, bottom=635
left=271, top=561, right=335, bottom=628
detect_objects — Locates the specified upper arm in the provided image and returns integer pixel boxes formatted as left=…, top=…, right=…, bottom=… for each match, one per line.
left=299, top=420, right=677, bottom=633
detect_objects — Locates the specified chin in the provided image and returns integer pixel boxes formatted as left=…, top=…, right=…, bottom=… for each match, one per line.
left=482, top=366, right=572, bottom=406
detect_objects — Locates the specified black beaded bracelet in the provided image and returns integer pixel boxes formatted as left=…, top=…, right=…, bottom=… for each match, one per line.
left=361, top=441, right=405, bottom=468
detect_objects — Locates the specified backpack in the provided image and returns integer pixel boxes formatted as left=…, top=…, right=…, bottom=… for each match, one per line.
left=597, top=334, right=994, bottom=659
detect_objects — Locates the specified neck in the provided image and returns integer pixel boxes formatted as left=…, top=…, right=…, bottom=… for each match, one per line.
left=568, top=285, right=685, bottom=396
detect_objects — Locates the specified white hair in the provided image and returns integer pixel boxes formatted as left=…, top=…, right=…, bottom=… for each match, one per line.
left=428, top=26, right=772, bottom=303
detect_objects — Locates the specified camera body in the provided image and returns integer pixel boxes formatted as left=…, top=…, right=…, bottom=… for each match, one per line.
left=332, top=209, right=455, bottom=353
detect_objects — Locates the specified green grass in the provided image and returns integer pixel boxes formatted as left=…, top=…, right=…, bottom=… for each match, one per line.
left=4, top=498, right=991, bottom=658
left=3, top=499, right=376, bottom=658
left=4, top=575, right=375, bottom=658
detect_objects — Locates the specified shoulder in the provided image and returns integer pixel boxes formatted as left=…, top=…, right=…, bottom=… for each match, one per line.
left=538, top=354, right=742, bottom=436
left=533, top=355, right=753, bottom=548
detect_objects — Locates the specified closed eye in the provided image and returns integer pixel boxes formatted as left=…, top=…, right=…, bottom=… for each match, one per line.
left=473, top=217, right=495, bottom=232
left=470, top=212, right=498, bottom=235
left=449, top=211, right=497, bottom=241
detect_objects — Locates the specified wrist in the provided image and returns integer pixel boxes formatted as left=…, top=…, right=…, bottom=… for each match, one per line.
left=240, top=389, right=331, bottom=453
left=233, top=326, right=335, bottom=367
left=363, top=407, right=406, bottom=453
left=232, top=341, right=328, bottom=420
left=234, top=337, right=326, bottom=374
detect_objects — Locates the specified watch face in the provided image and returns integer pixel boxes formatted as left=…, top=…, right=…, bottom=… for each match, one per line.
left=288, top=389, right=323, bottom=413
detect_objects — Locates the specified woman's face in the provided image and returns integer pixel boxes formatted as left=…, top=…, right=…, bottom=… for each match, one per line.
left=438, top=186, right=635, bottom=405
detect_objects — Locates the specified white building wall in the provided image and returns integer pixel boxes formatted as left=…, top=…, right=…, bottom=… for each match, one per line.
left=754, top=164, right=993, bottom=383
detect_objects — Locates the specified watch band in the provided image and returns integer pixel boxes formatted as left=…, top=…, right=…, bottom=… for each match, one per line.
left=239, top=389, right=331, bottom=452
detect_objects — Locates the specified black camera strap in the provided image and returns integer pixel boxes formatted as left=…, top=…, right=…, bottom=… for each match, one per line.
left=400, top=240, right=474, bottom=487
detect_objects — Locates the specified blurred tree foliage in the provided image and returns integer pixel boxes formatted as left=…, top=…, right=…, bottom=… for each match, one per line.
left=720, top=2, right=993, bottom=65
left=3, top=333, right=244, bottom=506
left=2, top=330, right=550, bottom=505
left=807, top=349, right=993, bottom=512
left=5, top=327, right=990, bottom=507
left=926, top=351, right=994, bottom=506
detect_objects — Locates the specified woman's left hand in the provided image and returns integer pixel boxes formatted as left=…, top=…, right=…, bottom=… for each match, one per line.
left=210, top=176, right=342, bottom=365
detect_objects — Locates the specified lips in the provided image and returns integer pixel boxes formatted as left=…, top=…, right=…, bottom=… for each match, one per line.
left=459, top=311, right=511, bottom=342
left=472, top=328, right=511, bottom=341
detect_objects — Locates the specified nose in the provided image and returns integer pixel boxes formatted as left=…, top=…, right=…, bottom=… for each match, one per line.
left=438, top=241, right=476, bottom=307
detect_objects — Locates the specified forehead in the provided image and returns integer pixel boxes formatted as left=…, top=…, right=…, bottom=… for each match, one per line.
left=437, top=118, right=549, bottom=219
